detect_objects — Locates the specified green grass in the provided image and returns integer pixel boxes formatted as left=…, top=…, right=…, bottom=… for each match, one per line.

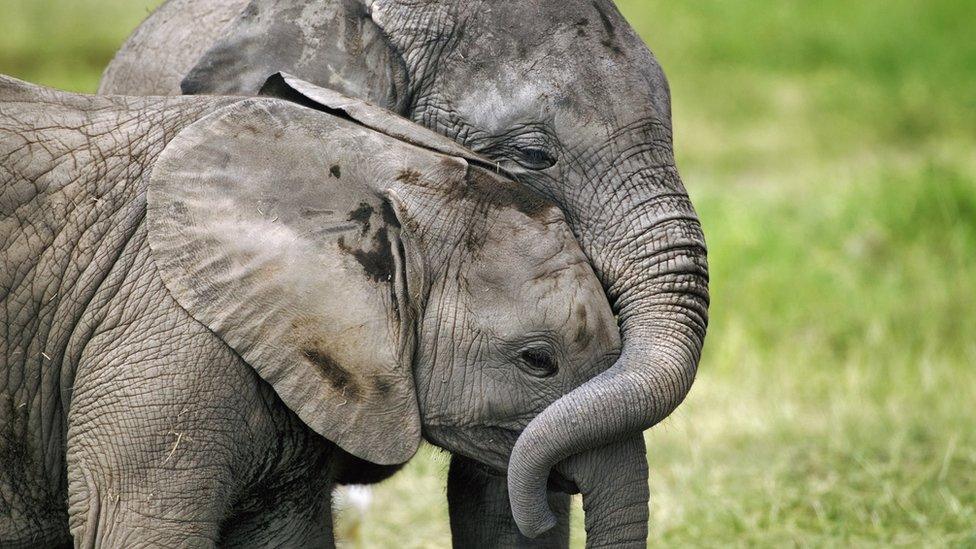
left=0, top=0, right=162, bottom=92
left=3, top=0, right=974, bottom=546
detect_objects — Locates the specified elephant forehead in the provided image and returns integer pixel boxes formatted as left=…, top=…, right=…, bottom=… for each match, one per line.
left=432, top=1, right=672, bottom=137
left=466, top=228, right=592, bottom=308
left=474, top=218, right=569, bottom=268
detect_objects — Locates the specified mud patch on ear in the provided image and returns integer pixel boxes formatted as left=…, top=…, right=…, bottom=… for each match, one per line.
left=348, top=202, right=374, bottom=236
left=338, top=227, right=395, bottom=284
left=396, top=168, right=423, bottom=187
left=575, top=17, right=590, bottom=36
left=302, top=348, right=361, bottom=400
left=380, top=201, right=401, bottom=229
left=593, top=1, right=616, bottom=37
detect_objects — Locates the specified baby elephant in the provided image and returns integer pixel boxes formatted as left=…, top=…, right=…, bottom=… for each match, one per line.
left=0, top=73, right=641, bottom=547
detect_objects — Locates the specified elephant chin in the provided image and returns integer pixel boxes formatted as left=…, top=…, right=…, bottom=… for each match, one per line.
left=509, top=433, right=649, bottom=547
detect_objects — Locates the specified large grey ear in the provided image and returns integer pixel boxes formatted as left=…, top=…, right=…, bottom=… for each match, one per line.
left=147, top=98, right=431, bottom=464
left=259, top=72, right=512, bottom=177
left=181, top=0, right=408, bottom=112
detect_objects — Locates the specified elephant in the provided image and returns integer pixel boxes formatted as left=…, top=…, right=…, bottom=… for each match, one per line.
left=0, top=73, right=631, bottom=547
left=99, top=0, right=711, bottom=546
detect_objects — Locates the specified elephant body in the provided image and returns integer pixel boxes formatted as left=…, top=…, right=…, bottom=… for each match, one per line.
left=0, top=74, right=624, bottom=547
left=70, top=0, right=710, bottom=545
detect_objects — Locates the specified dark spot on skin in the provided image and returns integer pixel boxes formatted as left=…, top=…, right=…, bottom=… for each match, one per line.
left=576, top=17, right=590, bottom=36
left=300, top=207, right=336, bottom=219
left=347, top=202, right=373, bottom=236
left=464, top=227, right=488, bottom=254
left=601, top=40, right=623, bottom=56
left=380, top=201, right=401, bottom=229
left=396, top=168, right=423, bottom=186
left=373, top=377, right=394, bottom=397
left=302, top=348, right=361, bottom=399
left=593, top=1, right=616, bottom=37
left=391, top=170, right=428, bottom=232
left=330, top=164, right=342, bottom=178
left=242, top=1, right=258, bottom=18
left=593, top=1, right=623, bottom=55
left=311, top=224, right=360, bottom=236
left=573, top=303, right=593, bottom=347
left=337, top=226, right=395, bottom=284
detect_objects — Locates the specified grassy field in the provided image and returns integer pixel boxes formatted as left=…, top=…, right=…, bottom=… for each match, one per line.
left=3, top=0, right=974, bottom=546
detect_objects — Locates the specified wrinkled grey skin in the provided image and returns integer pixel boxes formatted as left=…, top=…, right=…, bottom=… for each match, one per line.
left=0, top=75, right=621, bottom=547
left=101, top=0, right=710, bottom=545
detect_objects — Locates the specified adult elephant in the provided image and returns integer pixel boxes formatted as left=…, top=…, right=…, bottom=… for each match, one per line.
left=101, top=0, right=709, bottom=545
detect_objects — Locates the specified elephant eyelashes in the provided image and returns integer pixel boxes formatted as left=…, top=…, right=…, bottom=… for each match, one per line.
left=519, top=348, right=559, bottom=378
left=514, top=147, right=557, bottom=170
left=475, top=129, right=558, bottom=170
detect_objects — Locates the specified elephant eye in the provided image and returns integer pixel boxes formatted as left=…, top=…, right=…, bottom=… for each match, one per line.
left=519, top=348, right=559, bottom=378
left=472, top=126, right=558, bottom=171
left=513, top=147, right=557, bottom=170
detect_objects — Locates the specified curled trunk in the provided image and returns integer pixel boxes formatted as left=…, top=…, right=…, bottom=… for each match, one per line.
left=508, top=164, right=709, bottom=541
left=509, top=436, right=649, bottom=548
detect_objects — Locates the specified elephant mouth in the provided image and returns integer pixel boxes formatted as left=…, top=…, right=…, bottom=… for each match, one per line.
left=461, top=452, right=579, bottom=494
left=546, top=469, right=580, bottom=494
left=423, top=424, right=521, bottom=473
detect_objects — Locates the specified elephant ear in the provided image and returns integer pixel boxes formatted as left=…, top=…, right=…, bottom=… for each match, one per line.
left=258, top=72, right=510, bottom=176
left=181, top=0, right=408, bottom=112
left=146, top=98, right=424, bottom=464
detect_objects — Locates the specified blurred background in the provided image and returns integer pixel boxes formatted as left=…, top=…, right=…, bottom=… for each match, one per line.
left=3, top=0, right=974, bottom=545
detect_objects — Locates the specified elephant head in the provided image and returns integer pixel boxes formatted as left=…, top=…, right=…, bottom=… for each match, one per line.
left=171, top=1, right=708, bottom=543
left=147, top=79, right=621, bottom=482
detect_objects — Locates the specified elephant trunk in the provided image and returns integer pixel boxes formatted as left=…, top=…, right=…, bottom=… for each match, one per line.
left=508, top=162, right=709, bottom=541
left=558, top=436, right=649, bottom=548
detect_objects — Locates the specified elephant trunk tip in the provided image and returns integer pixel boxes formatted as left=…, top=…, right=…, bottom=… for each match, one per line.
left=518, top=510, right=558, bottom=539
left=507, top=443, right=559, bottom=538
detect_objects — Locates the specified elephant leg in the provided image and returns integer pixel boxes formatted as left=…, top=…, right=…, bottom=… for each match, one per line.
left=64, top=268, right=317, bottom=546
left=448, top=454, right=570, bottom=548
left=66, top=342, right=337, bottom=548
left=66, top=352, right=238, bottom=547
